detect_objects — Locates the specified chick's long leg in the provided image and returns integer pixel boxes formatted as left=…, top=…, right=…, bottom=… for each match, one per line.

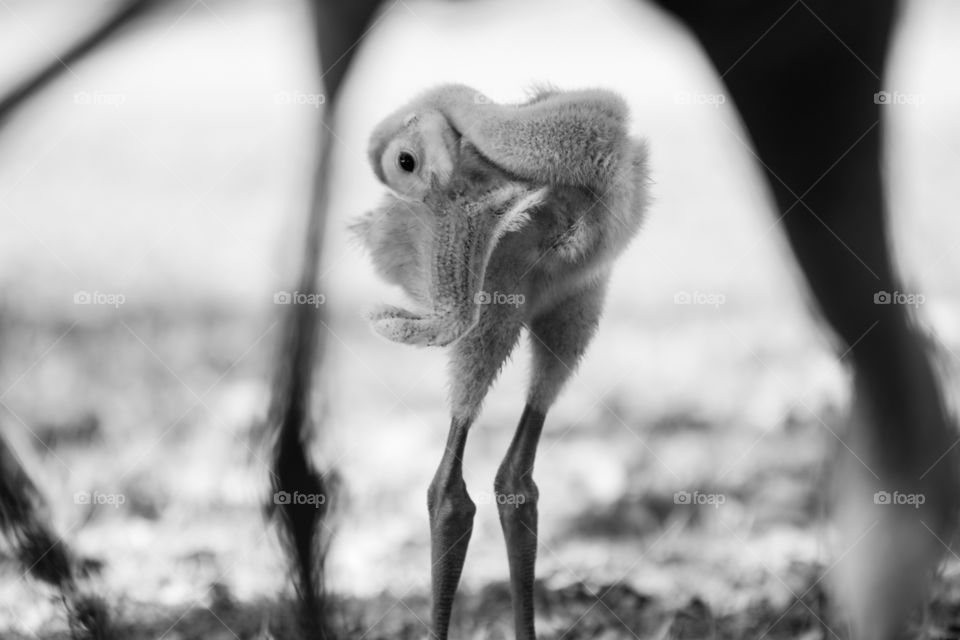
left=428, top=414, right=474, bottom=640
left=496, top=282, right=608, bottom=640
left=429, top=303, right=523, bottom=639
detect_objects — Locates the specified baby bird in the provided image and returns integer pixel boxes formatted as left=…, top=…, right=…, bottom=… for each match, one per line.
left=353, top=84, right=650, bottom=640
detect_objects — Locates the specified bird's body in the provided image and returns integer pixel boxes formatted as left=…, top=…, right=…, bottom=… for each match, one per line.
left=356, top=85, right=649, bottom=352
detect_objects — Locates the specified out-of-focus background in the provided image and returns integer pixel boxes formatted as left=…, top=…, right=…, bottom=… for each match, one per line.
left=0, top=0, right=958, bottom=637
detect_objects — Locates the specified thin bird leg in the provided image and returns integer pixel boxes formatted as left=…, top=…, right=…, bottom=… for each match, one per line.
left=496, top=282, right=608, bottom=640
left=428, top=415, right=476, bottom=640
left=429, top=298, right=523, bottom=638
left=494, top=404, right=546, bottom=640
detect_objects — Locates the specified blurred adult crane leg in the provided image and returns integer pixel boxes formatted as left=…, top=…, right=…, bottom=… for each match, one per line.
left=0, top=3, right=159, bottom=635
left=653, top=1, right=958, bottom=637
left=262, top=1, right=382, bottom=636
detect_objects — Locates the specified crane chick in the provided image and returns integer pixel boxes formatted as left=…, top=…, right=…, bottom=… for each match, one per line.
left=353, top=84, right=650, bottom=640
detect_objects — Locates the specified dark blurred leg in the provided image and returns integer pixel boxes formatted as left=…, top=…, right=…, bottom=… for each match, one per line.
left=0, top=0, right=160, bottom=577
left=310, top=0, right=384, bottom=99
left=655, top=0, right=899, bottom=350
left=0, top=0, right=157, bottom=127
left=651, top=1, right=956, bottom=637
left=0, top=434, right=74, bottom=588
left=0, top=4, right=164, bottom=637
left=264, top=2, right=382, bottom=637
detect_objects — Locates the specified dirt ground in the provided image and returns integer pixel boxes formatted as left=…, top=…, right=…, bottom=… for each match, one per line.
left=1, top=0, right=960, bottom=638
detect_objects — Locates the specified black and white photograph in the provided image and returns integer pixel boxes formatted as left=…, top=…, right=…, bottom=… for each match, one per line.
left=1, top=1, right=959, bottom=638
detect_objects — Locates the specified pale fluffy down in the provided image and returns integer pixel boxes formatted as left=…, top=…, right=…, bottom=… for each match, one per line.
left=357, top=83, right=650, bottom=420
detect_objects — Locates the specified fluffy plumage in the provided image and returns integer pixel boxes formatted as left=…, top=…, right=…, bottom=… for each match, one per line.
left=358, top=84, right=649, bottom=360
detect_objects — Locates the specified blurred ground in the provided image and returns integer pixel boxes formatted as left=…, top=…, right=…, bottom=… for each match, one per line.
left=0, top=0, right=959, bottom=637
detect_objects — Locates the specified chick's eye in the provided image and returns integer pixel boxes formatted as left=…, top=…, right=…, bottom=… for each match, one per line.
left=396, top=151, right=417, bottom=173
